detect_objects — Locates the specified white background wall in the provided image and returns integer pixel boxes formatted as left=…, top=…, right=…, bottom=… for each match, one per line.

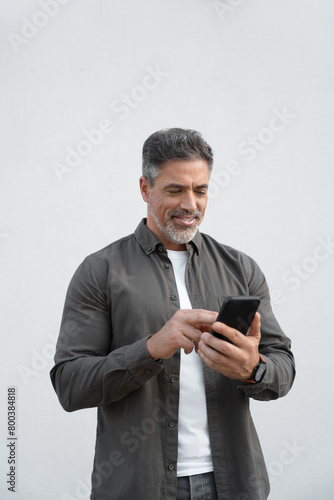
left=1, top=1, right=333, bottom=499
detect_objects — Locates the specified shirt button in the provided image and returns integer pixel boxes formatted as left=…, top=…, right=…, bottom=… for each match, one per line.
left=145, top=369, right=152, bottom=375
left=165, top=263, right=171, bottom=269
left=168, top=464, right=174, bottom=471
left=169, top=421, right=175, bottom=428
left=171, top=295, right=177, bottom=301
left=158, top=245, right=164, bottom=252
left=170, top=377, right=176, bottom=383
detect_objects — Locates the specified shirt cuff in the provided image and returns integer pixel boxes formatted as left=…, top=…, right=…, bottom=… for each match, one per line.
left=124, top=335, right=164, bottom=385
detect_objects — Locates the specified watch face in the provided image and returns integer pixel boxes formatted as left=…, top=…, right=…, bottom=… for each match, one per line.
left=255, top=363, right=267, bottom=382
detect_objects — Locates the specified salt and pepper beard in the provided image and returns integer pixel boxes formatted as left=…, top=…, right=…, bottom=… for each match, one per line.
left=149, top=202, right=203, bottom=245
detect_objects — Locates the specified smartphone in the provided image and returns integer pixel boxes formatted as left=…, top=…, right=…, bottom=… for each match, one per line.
left=211, top=296, right=261, bottom=343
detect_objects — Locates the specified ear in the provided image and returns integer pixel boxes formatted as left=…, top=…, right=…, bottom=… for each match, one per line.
left=139, top=176, right=151, bottom=203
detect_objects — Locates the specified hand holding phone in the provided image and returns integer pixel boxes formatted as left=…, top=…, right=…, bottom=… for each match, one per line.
left=211, top=296, right=261, bottom=343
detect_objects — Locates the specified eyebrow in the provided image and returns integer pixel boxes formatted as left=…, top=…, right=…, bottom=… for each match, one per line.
left=164, top=183, right=209, bottom=190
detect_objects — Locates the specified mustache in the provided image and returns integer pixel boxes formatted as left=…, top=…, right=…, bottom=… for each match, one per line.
left=169, top=209, right=202, bottom=218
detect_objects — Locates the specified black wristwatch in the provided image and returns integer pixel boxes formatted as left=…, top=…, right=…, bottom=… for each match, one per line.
left=244, top=354, right=267, bottom=384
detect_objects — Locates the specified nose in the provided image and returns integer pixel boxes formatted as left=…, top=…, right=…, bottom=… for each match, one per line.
left=179, top=191, right=197, bottom=212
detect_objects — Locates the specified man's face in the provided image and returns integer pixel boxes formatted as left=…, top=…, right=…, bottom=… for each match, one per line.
left=140, top=159, right=210, bottom=250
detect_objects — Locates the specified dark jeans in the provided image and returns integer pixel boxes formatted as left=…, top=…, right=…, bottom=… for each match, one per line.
left=176, top=472, right=218, bottom=500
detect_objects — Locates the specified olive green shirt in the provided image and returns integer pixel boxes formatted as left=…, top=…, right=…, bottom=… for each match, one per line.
left=50, top=219, right=295, bottom=500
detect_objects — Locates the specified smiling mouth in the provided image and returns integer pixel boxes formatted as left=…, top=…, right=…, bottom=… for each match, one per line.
left=173, top=216, right=197, bottom=227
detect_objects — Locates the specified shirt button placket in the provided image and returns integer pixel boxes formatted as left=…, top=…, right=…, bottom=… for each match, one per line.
left=166, top=373, right=178, bottom=478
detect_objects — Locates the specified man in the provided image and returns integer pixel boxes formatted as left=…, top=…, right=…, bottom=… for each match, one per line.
left=51, top=128, right=295, bottom=500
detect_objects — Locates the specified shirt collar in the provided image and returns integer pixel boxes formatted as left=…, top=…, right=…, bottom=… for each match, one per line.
left=134, top=218, right=202, bottom=255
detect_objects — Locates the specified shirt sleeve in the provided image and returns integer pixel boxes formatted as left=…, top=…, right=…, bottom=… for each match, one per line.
left=50, top=257, right=163, bottom=412
left=237, top=253, right=296, bottom=401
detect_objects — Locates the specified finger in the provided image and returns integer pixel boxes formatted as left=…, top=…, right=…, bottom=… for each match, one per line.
left=197, top=334, right=230, bottom=365
left=211, top=321, right=245, bottom=347
left=194, top=322, right=216, bottom=333
left=198, top=331, right=234, bottom=356
left=246, top=312, right=261, bottom=339
left=182, top=335, right=200, bottom=355
left=197, top=345, right=222, bottom=367
left=182, top=326, right=202, bottom=343
left=185, top=309, right=219, bottom=327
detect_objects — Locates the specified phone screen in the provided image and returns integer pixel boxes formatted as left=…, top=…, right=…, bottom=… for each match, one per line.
left=211, top=295, right=260, bottom=342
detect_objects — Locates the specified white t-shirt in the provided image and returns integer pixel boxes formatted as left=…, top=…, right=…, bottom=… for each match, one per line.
left=167, top=249, right=213, bottom=477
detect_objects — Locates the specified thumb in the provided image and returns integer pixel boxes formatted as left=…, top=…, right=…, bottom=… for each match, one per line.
left=246, top=312, right=261, bottom=340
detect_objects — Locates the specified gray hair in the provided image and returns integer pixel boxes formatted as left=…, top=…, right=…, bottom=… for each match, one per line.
left=142, top=128, right=213, bottom=186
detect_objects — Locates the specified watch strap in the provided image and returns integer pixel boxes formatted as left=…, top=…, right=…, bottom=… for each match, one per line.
left=244, top=354, right=267, bottom=384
